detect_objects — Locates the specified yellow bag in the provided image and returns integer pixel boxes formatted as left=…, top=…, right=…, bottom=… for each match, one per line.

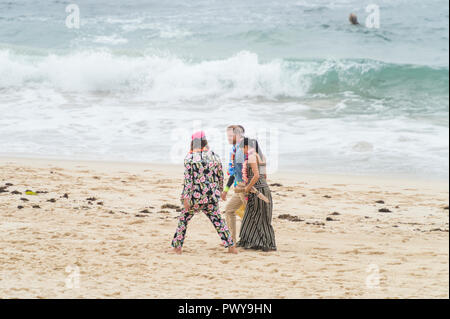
left=236, top=204, right=246, bottom=219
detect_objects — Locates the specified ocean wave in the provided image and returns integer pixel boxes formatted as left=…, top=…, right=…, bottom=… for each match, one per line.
left=304, top=59, right=449, bottom=98
left=0, top=49, right=448, bottom=103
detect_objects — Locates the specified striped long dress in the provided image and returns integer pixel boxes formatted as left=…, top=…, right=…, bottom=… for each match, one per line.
left=237, top=163, right=277, bottom=251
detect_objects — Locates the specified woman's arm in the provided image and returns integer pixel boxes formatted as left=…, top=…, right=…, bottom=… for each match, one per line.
left=245, top=155, right=260, bottom=193
left=258, top=154, right=267, bottom=180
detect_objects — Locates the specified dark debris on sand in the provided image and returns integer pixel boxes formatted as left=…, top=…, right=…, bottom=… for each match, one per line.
left=306, top=221, right=325, bottom=226
left=375, top=200, right=385, bottom=204
left=17, top=205, right=24, bottom=209
left=378, top=208, right=392, bottom=213
left=323, top=195, right=332, bottom=199
left=139, top=209, right=152, bottom=214
left=0, top=187, right=8, bottom=193
left=326, top=217, right=339, bottom=222
left=161, top=204, right=181, bottom=210
left=270, top=183, right=283, bottom=187
left=32, top=205, right=40, bottom=209
left=61, top=193, right=69, bottom=199
left=11, top=190, right=22, bottom=195
left=429, top=228, right=449, bottom=232
left=329, top=212, right=340, bottom=216
left=47, top=198, right=57, bottom=203
left=278, top=214, right=304, bottom=222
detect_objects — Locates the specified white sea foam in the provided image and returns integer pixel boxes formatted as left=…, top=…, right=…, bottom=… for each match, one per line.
left=0, top=49, right=448, bottom=179
left=0, top=50, right=311, bottom=100
left=120, top=21, right=193, bottom=39
left=93, top=35, right=129, bottom=45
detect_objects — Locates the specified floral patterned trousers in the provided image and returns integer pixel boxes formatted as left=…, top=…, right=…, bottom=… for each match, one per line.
left=171, top=204, right=234, bottom=248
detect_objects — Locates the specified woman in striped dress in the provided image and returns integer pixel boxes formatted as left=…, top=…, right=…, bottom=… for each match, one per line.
left=237, top=138, right=277, bottom=252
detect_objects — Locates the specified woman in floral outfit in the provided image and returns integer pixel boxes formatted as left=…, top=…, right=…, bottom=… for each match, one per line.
left=170, top=131, right=238, bottom=254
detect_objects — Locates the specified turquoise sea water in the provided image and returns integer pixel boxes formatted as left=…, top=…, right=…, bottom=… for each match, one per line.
left=0, top=0, right=448, bottom=179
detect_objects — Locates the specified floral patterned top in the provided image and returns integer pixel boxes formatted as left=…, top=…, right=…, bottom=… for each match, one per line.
left=180, top=148, right=224, bottom=210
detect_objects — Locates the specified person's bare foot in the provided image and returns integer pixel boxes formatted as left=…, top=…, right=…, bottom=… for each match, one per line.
left=228, top=246, right=238, bottom=254
left=168, top=247, right=182, bottom=254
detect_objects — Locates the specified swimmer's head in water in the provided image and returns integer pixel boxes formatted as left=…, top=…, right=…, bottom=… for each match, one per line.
left=349, top=13, right=359, bottom=25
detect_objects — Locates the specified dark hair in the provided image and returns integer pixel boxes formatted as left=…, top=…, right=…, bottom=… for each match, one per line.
left=227, top=125, right=245, bottom=136
left=236, top=125, right=245, bottom=134
left=240, top=137, right=264, bottom=160
left=190, top=137, right=208, bottom=151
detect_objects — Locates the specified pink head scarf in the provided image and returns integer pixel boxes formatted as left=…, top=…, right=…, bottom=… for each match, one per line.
left=191, top=131, right=206, bottom=140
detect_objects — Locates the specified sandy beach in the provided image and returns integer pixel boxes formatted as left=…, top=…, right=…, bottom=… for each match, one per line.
left=0, top=156, right=448, bottom=299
